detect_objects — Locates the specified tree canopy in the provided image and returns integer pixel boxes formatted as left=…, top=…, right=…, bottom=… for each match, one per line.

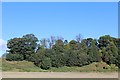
left=5, top=34, right=120, bottom=69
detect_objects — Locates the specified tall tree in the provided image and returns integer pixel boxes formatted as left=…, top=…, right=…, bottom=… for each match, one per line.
left=76, top=34, right=82, bottom=43
left=98, top=35, right=113, bottom=48
left=22, top=34, right=38, bottom=60
left=51, top=39, right=66, bottom=67
left=6, top=34, right=38, bottom=61
left=87, top=40, right=102, bottom=62
left=40, top=38, right=47, bottom=48
left=69, top=40, right=78, bottom=50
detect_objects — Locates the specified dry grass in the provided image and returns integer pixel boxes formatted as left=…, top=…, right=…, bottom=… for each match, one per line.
left=1, top=58, right=118, bottom=72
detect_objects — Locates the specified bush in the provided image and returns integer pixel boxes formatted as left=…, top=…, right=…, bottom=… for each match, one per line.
left=6, top=53, right=24, bottom=61
left=6, top=54, right=12, bottom=61
left=32, top=53, right=45, bottom=67
left=66, top=51, right=78, bottom=66
left=51, top=53, right=66, bottom=68
left=66, top=50, right=89, bottom=67
left=41, top=57, right=51, bottom=70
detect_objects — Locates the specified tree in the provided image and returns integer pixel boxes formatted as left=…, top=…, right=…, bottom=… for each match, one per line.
left=40, top=38, right=47, bottom=48
left=41, top=57, right=51, bottom=70
left=101, top=42, right=118, bottom=65
left=77, top=52, right=89, bottom=66
left=33, top=51, right=45, bottom=67
left=63, top=40, right=70, bottom=52
left=65, top=50, right=78, bottom=66
left=87, top=40, right=102, bottom=63
left=80, top=39, right=88, bottom=54
left=6, top=34, right=119, bottom=69
left=51, top=36, right=56, bottom=46
left=52, top=39, right=64, bottom=52
left=116, top=38, right=120, bottom=68
left=51, top=39, right=66, bottom=67
left=64, top=40, right=68, bottom=45
left=98, top=35, right=118, bottom=65
left=47, top=38, right=52, bottom=48
left=6, top=38, right=25, bottom=60
left=117, top=48, right=120, bottom=68
left=6, top=53, right=24, bottom=61
left=78, top=39, right=90, bottom=65
left=69, top=40, right=78, bottom=50
left=76, top=34, right=82, bottom=43
left=50, top=53, right=66, bottom=67
left=6, top=34, right=38, bottom=61
left=98, top=35, right=113, bottom=48
left=7, top=38, right=24, bottom=54
left=22, top=34, right=38, bottom=60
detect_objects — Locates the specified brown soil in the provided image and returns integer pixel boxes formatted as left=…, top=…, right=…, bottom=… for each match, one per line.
left=2, top=72, right=118, bottom=78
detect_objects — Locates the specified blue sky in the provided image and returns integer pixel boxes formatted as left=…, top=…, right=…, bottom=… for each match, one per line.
left=0, top=2, right=118, bottom=56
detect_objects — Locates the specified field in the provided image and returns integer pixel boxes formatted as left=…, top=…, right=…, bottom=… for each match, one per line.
left=1, top=58, right=118, bottom=72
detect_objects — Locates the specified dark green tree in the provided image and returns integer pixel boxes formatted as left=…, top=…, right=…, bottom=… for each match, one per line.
left=69, top=40, right=79, bottom=50
left=22, top=34, right=38, bottom=61
left=6, top=53, right=24, bottom=61
left=6, top=34, right=119, bottom=70
left=6, top=38, right=25, bottom=61
left=6, top=34, right=38, bottom=61
left=87, top=40, right=102, bottom=63
left=51, top=39, right=66, bottom=67
left=98, top=35, right=113, bottom=48
left=41, top=57, right=51, bottom=70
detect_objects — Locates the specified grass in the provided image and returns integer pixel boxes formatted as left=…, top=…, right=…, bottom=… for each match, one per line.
left=49, top=62, right=118, bottom=72
left=1, top=58, right=47, bottom=72
left=1, top=58, right=118, bottom=72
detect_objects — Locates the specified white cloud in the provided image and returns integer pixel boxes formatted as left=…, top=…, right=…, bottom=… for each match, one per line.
left=0, top=39, right=7, bottom=52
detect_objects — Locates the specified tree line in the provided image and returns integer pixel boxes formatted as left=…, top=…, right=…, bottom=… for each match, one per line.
left=5, top=34, right=120, bottom=70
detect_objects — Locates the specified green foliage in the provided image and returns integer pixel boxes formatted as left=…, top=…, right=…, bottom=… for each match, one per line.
left=98, top=35, right=113, bottom=48
left=22, top=34, right=38, bottom=61
left=41, top=57, right=51, bottom=70
left=5, top=34, right=119, bottom=70
left=69, top=40, right=78, bottom=50
left=50, top=39, right=66, bottom=68
left=6, top=34, right=38, bottom=61
left=101, top=41, right=118, bottom=65
left=87, top=40, right=102, bottom=62
left=50, top=52, right=66, bottom=68
left=33, top=53, right=45, bottom=68
left=7, top=38, right=25, bottom=54
left=6, top=53, right=24, bottom=61
left=117, top=48, right=120, bottom=68
left=66, top=50, right=78, bottom=66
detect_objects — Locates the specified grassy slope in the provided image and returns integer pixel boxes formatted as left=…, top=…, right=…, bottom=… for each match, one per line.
left=1, top=58, right=46, bottom=72
left=1, top=58, right=118, bottom=72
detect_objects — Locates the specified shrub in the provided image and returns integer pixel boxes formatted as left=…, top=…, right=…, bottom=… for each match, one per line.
left=41, top=57, right=51, bottom=70
left=6, top=53, right=24, bottom=61
left=66, top=51, right=78, bottom=66
left=52, top=54, right=66, bottom=68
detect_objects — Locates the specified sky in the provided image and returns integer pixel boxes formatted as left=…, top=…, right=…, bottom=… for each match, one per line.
left=0, top=2, right=118, bottom=56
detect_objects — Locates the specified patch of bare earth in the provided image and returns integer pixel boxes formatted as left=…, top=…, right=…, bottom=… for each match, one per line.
left=2, top=72, right=118, bottom=78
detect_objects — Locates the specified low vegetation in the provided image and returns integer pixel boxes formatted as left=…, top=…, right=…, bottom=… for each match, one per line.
left=1, top=58, right=46, bottom=72
left=1, top=58, right=118, bottom=72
